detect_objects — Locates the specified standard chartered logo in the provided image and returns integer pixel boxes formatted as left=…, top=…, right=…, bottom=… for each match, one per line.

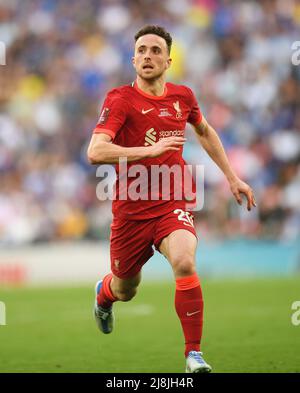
left=144, top=128, right=157, bottom=146
left=0, top=301, right=6, bottom=326
left=144, top=128, right=185, bottom=146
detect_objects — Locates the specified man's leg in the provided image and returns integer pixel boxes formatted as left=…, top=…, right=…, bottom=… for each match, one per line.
left=159, top=229, right=204, bottom=356
left=159, top=228, right=211, bottom=372
left=97, top=272, right=142, bottom=308
left=94, top=272, right=141, bottom=334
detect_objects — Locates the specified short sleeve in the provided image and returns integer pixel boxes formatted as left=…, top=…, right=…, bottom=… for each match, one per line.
left=186, top=87, right=202, bottom=126
left=93, top=90, right=128, bottom=140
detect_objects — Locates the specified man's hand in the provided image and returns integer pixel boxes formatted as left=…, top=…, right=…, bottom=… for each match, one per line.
left=229, top=177, right=257, bottom=211
left=147, top=137, right=186, bottom=158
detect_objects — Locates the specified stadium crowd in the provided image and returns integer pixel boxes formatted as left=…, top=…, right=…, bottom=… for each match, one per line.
left=0, top=0, right=300, bottom=246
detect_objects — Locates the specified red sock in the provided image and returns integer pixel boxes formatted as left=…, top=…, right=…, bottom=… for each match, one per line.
left=175, top=273, right=204, bottom=358
left=97, top=273, right=118, bottom=309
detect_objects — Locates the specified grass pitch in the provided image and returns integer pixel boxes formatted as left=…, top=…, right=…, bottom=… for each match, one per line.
left=0, top=277, right=299, bottom=373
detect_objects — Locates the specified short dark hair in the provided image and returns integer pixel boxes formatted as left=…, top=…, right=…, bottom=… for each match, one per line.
left=134, top=25, right=172, bottom=54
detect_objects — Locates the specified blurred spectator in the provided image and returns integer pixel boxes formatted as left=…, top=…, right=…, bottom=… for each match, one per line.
left=0, top=0, right=300, bottom=246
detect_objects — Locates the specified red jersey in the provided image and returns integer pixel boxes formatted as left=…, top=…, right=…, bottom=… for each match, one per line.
left=93, top=81, right=202, bottom=220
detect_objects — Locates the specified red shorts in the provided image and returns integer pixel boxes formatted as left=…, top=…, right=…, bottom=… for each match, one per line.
left=110, top=208, right=197, bottom=279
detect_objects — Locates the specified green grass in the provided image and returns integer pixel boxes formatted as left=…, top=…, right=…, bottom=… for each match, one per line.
left=0, top=277, right=300, bottom=373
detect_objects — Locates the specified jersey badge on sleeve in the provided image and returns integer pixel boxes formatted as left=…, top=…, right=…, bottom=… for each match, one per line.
left=98, top=108, right=110, bottom=125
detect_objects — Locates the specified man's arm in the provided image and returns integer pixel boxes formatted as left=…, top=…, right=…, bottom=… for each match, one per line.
left=87, top=133, right=186, bottom=164
left=192, top=116, right=256, bottom=211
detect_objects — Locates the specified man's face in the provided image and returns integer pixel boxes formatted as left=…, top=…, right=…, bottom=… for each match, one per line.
left=132, top=34, right=172, bottom=80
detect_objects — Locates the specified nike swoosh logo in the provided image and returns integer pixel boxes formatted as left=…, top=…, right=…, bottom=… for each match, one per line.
left=186, top=310, right=201, bottom=317
left=142, top=108, right=154, bottom=115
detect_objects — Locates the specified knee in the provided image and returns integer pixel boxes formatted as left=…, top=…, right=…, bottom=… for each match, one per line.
left=115, top=287, right=138, bottom=302
left=172, top=255, right=196, bottom=277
